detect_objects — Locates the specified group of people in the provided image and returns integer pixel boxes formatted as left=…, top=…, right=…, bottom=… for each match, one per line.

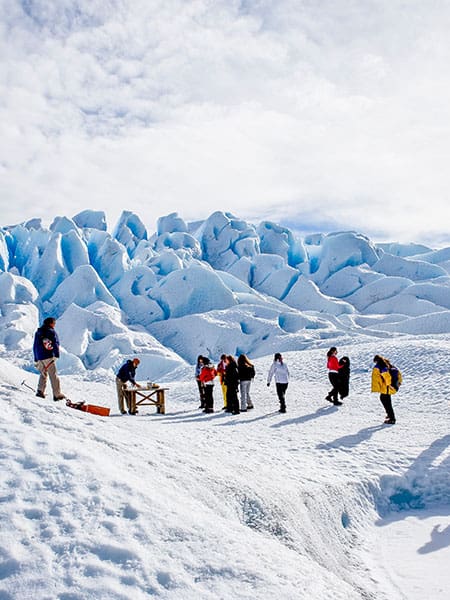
left=195, top=354, right=257, bottom=415
left=32, top=318, right=402, bottom=425
left=195, top=352, right=291, bottom=414
left=326, top=346, right=402, bottom=424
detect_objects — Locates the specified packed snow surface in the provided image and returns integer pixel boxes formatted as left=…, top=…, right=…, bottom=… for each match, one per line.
left=1, top=337, right=449, bottom=599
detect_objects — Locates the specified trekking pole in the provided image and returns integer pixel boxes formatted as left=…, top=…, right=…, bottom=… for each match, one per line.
left=21, top=380, right=35, bottom=392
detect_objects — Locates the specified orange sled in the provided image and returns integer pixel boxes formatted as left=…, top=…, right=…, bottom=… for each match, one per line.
left=66, top=400, right=110, bottom=417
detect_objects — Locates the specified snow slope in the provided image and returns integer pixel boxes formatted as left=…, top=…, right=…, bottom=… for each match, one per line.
left=1, top=337, right=449, bottom=600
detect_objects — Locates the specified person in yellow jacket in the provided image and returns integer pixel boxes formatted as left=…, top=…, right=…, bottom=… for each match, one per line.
left=371, top=354, right=402, bottom=424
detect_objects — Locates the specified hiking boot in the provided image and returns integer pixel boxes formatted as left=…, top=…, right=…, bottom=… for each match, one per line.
left=120, top=410, right=127, bottom=415
left=36, top=390, right=45, bottom=398
left=53, top=395, right=66, bottom=401
left=279, top=408, right=286, bottom=413
left=333, top=400, right=343, bottom=406
left=384, top=419, right=396, bottom=424
left=247, top=404, right=254, bottom=409
left=325, top=395, right=333, bottom=403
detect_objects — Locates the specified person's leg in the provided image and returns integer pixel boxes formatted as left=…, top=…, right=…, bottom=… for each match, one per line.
left=380, top=394, right=395, bottom=422
left=204, top=385, right=214, bottom=412
left=197, top=380, right=206, bottom=408
left=328, top=373, right=340, bottom=402
left=46, top=359, right=63, bottom=399
left=240, top=380, right=250, bottom=410
left=35, top=360, right=48, bottom=396
left=221, top=383, right=227, bottom=408
left=230, top=387, right=240, bottom=414
left=276, top=383, right=287, bottom=412
left=116, top=378, right=127, bottom=413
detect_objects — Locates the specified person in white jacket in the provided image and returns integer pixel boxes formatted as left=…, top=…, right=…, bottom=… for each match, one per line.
left=267, top=352, right=289, bottom=413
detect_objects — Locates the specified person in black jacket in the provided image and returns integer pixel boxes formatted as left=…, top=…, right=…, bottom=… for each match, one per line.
left=33, top=317, right=65, bottom=401
left=338, top=356, right=351, bottom=400
left=237, top=354, right=255, bottom=411
left=224, top=355, right=240, bottom=415
left=116, top=358, right=141, bottom=414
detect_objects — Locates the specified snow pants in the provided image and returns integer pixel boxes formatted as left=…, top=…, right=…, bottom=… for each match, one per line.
left=275, top=383, right=288, bottom=411
left=240, top=380, right=252, bottom=410
left=35, top=358, right=62, bottom=399
left=380, top=394, right=395, bottom=422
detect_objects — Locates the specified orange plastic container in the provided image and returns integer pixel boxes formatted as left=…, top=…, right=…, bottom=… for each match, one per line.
left=81, top=404, right=110, bottom=417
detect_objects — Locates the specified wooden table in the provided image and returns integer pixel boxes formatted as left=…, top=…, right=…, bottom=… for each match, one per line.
left=123, top=385, right=167, bottom=414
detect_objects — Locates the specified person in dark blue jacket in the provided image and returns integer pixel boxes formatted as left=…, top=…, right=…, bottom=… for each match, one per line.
left=33, top=317, right=65, bottom=401
left=116, top=358, right=141, bottom=414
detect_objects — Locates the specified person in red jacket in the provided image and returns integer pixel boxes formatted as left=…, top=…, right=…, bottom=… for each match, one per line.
left=198, top=358, right=217, bottom=413
left=325, top=347, right=343, bottom=406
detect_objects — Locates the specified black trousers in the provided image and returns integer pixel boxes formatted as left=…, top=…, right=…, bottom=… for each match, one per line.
left=226, top=386, right=240, bottom=414
left=380, top=394, right=395, bottom=421
left=204, top=384, right=214, bottom=411
left=197, top=380, right=206, bottom=407
left=276, top=383, right=288, bottom=410
left=328, top=372, right=340, bottom=402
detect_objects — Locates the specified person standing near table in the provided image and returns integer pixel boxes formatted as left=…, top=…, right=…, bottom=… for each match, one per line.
left=116, top=358, right=141, bottom=414
left=33, top=316, right=65, bottom=401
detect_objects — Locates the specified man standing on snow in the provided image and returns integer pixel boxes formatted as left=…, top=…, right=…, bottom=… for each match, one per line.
left=33, top=317, right=65, bottom=401
left=116, top=358, right=141, bottom=414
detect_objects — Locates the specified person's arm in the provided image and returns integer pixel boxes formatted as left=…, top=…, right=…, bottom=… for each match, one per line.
left=267, top=363, right=275, bottom=385
left=53, top=330, right=60, bottom=358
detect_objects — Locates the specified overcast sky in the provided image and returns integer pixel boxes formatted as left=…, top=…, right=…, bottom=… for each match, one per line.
left=1, top=0, right=449, bottom=245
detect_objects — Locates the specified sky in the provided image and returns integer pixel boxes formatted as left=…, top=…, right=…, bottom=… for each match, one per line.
left=1, top=0, right=450, bottom=245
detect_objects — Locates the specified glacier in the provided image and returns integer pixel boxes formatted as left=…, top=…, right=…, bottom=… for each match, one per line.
left=1, top=209, right=449, bottom=377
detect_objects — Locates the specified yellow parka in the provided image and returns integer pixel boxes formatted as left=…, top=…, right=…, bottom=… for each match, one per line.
left=371, top=366, right=401, bottom=395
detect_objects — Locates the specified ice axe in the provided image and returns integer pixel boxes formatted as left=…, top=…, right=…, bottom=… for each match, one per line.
left=21, top=380, right=35, bottom=392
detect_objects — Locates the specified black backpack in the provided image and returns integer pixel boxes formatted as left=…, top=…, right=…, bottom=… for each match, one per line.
left=389, top=366, right=401, bottom=391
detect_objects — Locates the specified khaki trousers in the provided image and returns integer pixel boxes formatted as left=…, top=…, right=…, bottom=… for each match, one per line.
left=116, top=378, right=128, bottom=413
left=36, top=358, right=62, bottom=398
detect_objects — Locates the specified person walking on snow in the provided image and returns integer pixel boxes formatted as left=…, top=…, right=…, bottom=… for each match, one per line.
left=116, top=358, right=141, bottom=415
left=371, top=354, right=401, bottom=424
left=325, top=347, right=343, bottom=406
left=237, top=354, right=255, bottom=411
left=198, top=357, right=217, bottom=413
left=267, top=353, right=289, bottom=413
left=33, top=317, right=65, bottom=401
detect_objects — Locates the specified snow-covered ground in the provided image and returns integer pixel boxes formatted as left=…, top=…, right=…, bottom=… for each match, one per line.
left=1, top=336, right=449, bottom=599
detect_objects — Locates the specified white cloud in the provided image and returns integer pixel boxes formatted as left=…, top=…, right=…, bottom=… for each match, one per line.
left=1, top=0, right=450, bottom=244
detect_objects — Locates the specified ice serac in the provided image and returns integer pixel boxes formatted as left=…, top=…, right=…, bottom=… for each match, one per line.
left=114, top=210, right=148, bottom=257
left=309, top=232, right=379, bottom=285
left=57, top=302, right=188, bottom=377
left=197, top=211, right=259, bottom=270
left=250, top=254, right=299, bottom=300
left=50, top=216, right=79, bottom=235
left=284, top=276, right=355, bottom=316
left=0, top=230, right=9, bottom=271
left=257, top=221, right=307, bottom=267
left=111, top=266, right=165, bottom=327
left=0, top=272, right=39, bottom=349
left=149, top=264, right=237, bottom=319
left=24, top=232, right=68, bottom=302
left=157, top=212, right=188, bottom=234
left=43, top=265, right=118, bottom=318
left=87, top=230, right=129, bottom=287
left=372, top=252, right=447, bottom=281
left=73, top=209, right=107, bottom=231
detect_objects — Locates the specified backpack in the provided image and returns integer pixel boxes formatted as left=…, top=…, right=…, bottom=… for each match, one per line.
left=389, top=366, right=401, bottom=391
